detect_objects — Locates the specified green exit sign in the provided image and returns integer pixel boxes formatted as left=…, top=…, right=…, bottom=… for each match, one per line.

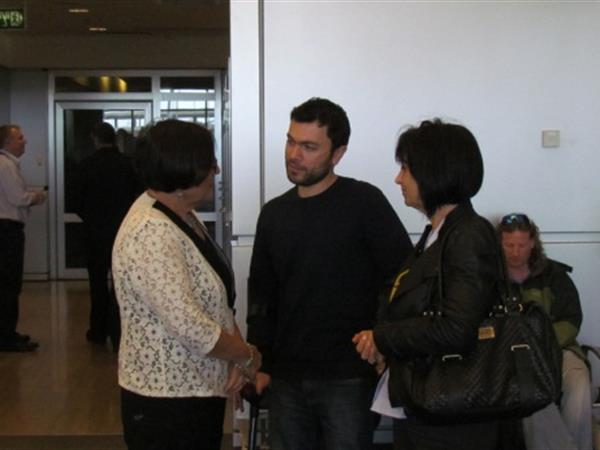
left=0, top=8, right=25, bottom=29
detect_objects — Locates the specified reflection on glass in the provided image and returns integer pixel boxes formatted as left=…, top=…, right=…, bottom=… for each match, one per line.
left=63, top=109, right=147, bottom=214
left=103, top=110, right=146, bottom=135
left=159, top=77, right=216, bottom=130
left=56, top=76, right=152, bottom=93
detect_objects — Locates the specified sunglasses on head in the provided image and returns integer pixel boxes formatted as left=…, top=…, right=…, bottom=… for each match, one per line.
left=500, top=213, right=531, bottom=226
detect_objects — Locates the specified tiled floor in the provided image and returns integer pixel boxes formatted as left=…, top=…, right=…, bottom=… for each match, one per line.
left=0, top=281, right=235, bottom=450
left=0, top=280, right=392, bottom=450
left=0, top=434, right=236, bottom=450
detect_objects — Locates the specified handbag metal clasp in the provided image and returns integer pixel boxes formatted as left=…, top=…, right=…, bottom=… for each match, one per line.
left=511, top=344, right=530, bottom=352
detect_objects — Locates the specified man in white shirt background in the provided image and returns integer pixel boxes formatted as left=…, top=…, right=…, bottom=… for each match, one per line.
left=0, top=124, right=47, bottom=352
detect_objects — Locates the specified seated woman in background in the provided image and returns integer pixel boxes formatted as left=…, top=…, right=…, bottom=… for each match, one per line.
left=498, top=213, right=593, bottom=450
left=112, top=119, right=261, bottom=450
left=354, top=119, right=523, bottom=450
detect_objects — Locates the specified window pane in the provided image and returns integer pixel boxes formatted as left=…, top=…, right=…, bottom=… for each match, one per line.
left=160, top=77, right=214, bottom=92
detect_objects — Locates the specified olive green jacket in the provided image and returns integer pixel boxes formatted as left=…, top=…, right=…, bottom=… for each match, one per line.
left=512, top=258, right=586, bottom=362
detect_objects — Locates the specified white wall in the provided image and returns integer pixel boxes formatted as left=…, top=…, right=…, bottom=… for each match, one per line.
left=261, top=1, right=600, bottom=232
left=230, top=0, right=261, bottom=237
left=9, top=70, right=49, bottom=277
left=230, top=1, right=600, bottom=344
left=0, top=68, right=9, bottom=124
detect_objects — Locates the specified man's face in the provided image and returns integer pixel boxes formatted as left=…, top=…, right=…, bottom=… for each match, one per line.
left=501, top=230, right=534, bottom=271
left=285, top=120, right=340, bottom=187
left=4, top=127, right=27, bottom=158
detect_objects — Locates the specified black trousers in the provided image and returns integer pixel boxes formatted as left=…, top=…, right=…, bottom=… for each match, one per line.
left=121, top=389, right=227, bottom=450
left=0, top=219, right=25, bottom=341
left=84, top=225, right=120, bottom=344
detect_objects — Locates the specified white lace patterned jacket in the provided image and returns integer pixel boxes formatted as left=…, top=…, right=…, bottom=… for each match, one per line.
left=112, top=192, right=234, bottom=398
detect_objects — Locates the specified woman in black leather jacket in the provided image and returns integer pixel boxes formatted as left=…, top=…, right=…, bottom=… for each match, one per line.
left=353, top=119, right=523, bottom=450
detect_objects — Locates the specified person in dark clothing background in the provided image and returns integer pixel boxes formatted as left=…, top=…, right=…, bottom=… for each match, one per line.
left=247, top=97, right=413, bottom=450
left=72, top=122, right=140, bottom=349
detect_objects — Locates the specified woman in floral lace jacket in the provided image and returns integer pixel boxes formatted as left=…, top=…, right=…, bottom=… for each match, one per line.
left=112, top=120, right=261, bottom=450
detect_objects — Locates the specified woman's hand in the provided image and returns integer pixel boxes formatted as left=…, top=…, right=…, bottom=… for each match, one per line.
left=225, top=362, right=247, bottom=395
left=352, top=330, right=382, bottom=365
left=254, top=372, right=271, bottom=395
left=374, top=354, right=387, bottom=375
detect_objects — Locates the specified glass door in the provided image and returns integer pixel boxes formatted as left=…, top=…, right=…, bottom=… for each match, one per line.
left=54, top=101, right=152, bottom=279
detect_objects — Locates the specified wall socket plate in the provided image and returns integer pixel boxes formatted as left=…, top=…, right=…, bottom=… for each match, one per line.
left=542, top=130, right=560, bottom=148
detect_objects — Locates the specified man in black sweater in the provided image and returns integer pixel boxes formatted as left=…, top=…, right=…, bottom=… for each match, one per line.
left=247, top=98, right=412, bottom=450
left=72, top=122, right=140, bottom=348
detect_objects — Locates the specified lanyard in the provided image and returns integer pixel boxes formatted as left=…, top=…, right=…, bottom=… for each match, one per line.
left=388, top=269, right=410, bottom=303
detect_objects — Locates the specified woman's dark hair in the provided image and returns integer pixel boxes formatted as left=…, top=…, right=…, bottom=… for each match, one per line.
left=290, top=97, right=350, bottom=152
left=134, top=119, right=215, bottom=193
left=395, top=118, right=483, bottom=217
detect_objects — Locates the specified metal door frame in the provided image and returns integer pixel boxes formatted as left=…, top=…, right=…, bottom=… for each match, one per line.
left=53, top=101, right=153, bottom=279
left=48, top=70, right=226, bottom=280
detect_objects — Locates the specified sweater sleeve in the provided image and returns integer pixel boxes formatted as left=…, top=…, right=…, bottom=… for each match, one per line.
left=246, top=207, right=278, bottom=374
left=361, top=185, right=413, bottom=281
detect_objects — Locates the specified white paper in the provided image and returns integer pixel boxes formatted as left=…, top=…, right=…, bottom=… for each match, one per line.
left=371, top=368, right=406, bottom=419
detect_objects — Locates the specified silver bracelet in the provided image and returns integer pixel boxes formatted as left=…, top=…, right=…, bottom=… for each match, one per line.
left=243, top=342, right=254, bottom=369
left=235, top=342, right=254, bottom=372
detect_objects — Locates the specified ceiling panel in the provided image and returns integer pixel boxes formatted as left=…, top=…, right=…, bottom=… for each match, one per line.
left=1, top=0, right=228, bottom=36
left=0, top=0, right=230, bottom=68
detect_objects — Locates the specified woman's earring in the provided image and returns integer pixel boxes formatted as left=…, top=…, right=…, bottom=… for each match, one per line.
left=175, top=189, right=184, bottom=199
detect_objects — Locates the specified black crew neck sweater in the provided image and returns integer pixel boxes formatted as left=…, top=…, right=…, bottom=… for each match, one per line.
left=247, top=176, right=412, bottom=380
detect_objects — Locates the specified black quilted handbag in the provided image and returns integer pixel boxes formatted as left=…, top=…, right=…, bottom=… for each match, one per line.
left=399, top=225, right=563, bottom=424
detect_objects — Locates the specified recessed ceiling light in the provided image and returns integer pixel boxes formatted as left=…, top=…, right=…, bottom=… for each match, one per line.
left=68, top=8, right=89, bottom=13
left=89, top=27, right=107, bottom=32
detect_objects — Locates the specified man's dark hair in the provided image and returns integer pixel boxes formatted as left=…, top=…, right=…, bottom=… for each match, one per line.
left=290, top=97, right=350, bottom=151
left=134, top=119, right=215, bottom=193
left=92, top=122, right=116, bottom=146
left=395, top=118, right=483, bottom=217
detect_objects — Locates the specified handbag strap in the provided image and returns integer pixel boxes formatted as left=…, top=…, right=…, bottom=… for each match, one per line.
left=431, top=216, right=518, bottom=315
